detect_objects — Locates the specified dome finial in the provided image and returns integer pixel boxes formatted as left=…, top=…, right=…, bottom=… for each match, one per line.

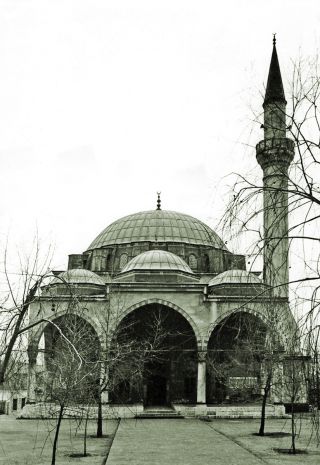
left=156, top=192, right=161, bottom=210
left=273, top=33, right=276, bottom=46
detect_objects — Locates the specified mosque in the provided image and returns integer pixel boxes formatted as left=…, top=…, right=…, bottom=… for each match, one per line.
left=25, top=41, right=299, bottom=418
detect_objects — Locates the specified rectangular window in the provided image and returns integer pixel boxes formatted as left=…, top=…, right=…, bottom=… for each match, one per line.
left=0, top=401, right=5, bottom=414
left=12, top=399, right=18, bottom=411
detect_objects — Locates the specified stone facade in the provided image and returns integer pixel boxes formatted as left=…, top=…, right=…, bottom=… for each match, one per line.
left=26, top=249, right=295, bottom=414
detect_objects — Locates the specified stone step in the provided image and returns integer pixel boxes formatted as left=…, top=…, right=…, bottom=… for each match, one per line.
left=136, top=409, right=184, bottom=419
left=136, top=414, right=184, bottom=419
left=205, top=413, right=278, bottom=419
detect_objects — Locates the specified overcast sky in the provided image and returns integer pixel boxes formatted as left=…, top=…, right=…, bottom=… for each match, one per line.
left=1, top=0, right=320, bottom=271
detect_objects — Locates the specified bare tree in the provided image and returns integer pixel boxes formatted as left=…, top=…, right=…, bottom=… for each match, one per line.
left=43, top=313, right=100, bottom=464
left=0, top=238, right=53, bottom=394
left=206, top=306, right=286, bottom=435
left=219, top=47, right=320, bottom=448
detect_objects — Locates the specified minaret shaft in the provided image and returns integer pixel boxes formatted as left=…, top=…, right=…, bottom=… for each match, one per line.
left=264, top=101, right=286, bottom=139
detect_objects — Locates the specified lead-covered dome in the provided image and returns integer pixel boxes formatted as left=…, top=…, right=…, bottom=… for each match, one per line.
left=121, top=250, right=193, bottom=274
left=87, top=210, right=226, bottom=250
left=208, top=269, right=262, bottom=287
left=207, top=269, right=267, bottom=297
left=51, top=269, right=105, bottom=286
left=45, top=269, right=106, bottom=296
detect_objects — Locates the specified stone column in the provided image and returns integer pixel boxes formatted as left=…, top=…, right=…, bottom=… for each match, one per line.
left=27, top=345, right=38, bottom=404
left=197, top=350, right=207, bottom=404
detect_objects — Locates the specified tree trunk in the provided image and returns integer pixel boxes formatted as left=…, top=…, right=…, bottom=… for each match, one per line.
left=83, top=409, right=89, bottom=457
left=290, top=400, right=296, bottom=454
left=258, top=375, right=271, bottom=436
left=96, top=394, right=103, bottom=438
left=258, top=392, right=267, bottom=436
left=51, top=404, right=64, bottom=465
left=316, top=353, right=320, bottom=408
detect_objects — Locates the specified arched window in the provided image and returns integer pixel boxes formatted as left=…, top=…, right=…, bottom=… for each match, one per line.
left=204, top=254, right=210, bottom=272
left=119, top=253, right=129, bottom=270
left=188, top=254, right=198, bottom=271
left=106, top=254, right=112, bottom=271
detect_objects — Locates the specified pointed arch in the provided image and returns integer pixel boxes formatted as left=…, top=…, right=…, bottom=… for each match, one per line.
left=30, top=310, right=104, bottom=351
left=119, top=298, right=202, bottom=347
left=206, top=308, right=271, bottom=346
left=110, top=299, right=199, bottom=405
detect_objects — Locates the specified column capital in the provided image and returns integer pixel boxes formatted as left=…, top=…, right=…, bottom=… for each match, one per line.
left=197, top=350, right=207, bottom=363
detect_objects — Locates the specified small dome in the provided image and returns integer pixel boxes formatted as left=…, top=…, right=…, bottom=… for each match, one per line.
left=52, top=269, right=105, bottom=286
left=121, top=250, right=193, bottom=274
left=208, top=269, right=262, bottom=287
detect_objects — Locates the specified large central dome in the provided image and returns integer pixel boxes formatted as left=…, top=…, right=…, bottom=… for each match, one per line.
left=87, top=210, right=226, bottom=250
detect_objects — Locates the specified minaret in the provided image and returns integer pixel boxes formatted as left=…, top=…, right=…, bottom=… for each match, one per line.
left=256, top=37, right=295, bottom=299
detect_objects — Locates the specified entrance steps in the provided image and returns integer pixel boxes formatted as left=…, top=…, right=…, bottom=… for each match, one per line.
left=135, top=406, right=184, bottom=419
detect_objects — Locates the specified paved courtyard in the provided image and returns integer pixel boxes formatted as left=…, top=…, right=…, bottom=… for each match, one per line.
left=106, top=418, right=320, bottom=465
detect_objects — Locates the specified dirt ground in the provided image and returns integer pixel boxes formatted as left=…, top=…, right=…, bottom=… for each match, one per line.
left=0, top=415, right=118, bottom=464
left=0, top=414, right=319, bottom=464
left=207, top=416, right=320, bottom=464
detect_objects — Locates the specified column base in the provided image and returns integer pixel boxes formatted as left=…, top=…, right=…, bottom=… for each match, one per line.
left=195, top=404, right=207, bottom=416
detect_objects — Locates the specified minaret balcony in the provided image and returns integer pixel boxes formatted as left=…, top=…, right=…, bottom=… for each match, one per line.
left=256, top=138, right=294, bottom=153
left=256, top=138, right=295, bottom=170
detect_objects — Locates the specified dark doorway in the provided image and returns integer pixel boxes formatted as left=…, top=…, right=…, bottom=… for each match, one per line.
left=147, top=374, right=167, bottom=406
left=145, top=359, right=169, bottom=406
left=0, top=401, right=5, bottom=414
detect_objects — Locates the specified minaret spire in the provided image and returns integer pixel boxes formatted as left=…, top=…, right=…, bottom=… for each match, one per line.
left=262, top=36, right=287, bottom=140
left=264, top=35, right=286, bottom=107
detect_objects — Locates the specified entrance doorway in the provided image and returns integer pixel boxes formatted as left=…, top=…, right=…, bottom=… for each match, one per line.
left=146, top=374, right=167, bottom=406
left=145, top=359, right=169, bottom=406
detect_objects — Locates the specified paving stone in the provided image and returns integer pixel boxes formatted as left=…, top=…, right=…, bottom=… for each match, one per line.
left=106, top=419, right=266, bottom=465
